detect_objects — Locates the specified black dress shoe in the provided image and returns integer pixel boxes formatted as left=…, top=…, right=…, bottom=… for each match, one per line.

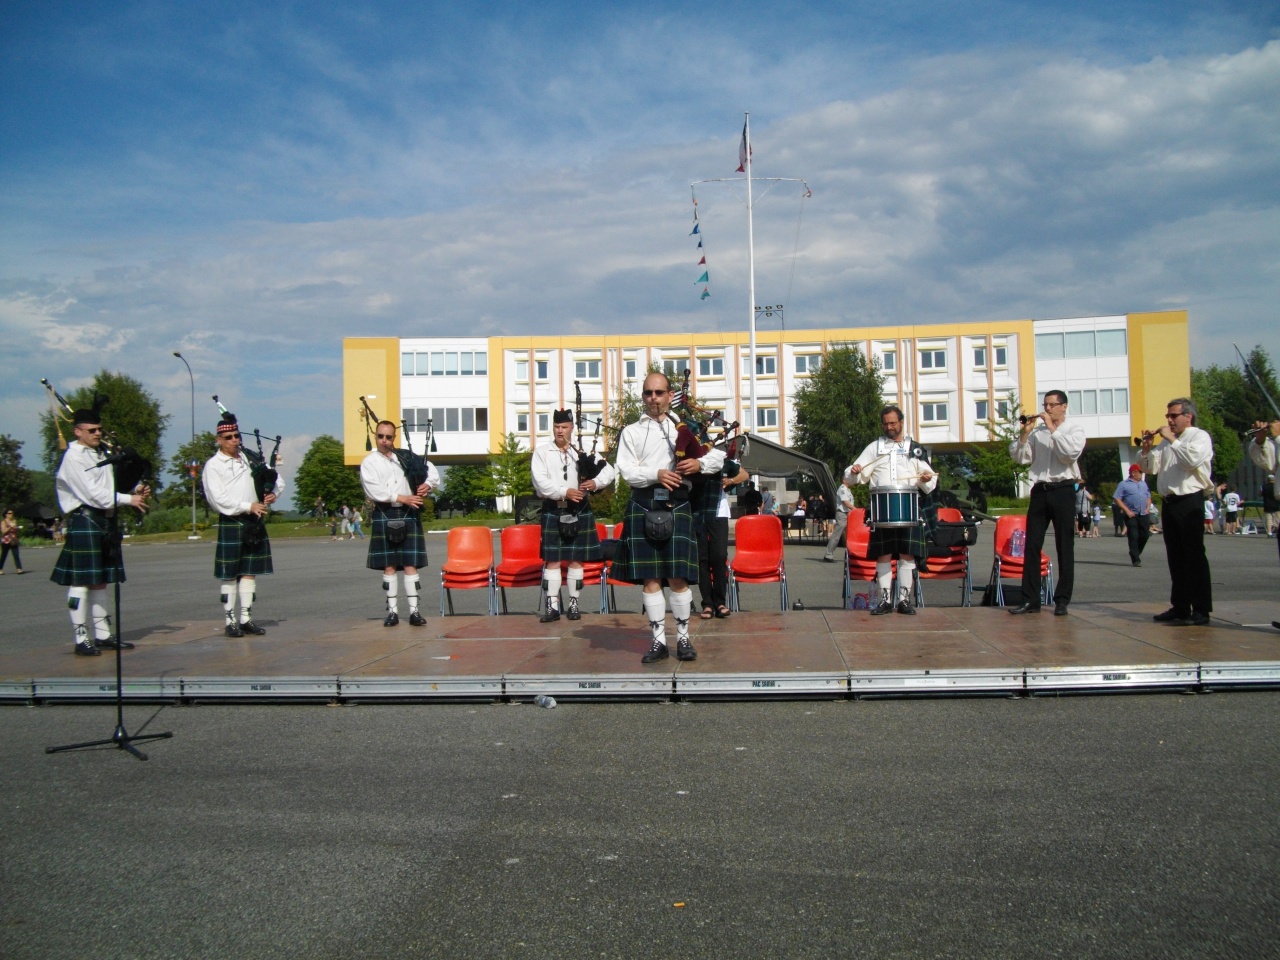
left=1152, top=608, right=1187, bottom=623
left=870, top=599, right=894, bottom=616
left=1131, top=560, right=1141, bottom=567
left=1054, top=603, right=1069, bottom=617
left=409, top=611, right=426, bottom=627
left=240, top=620, right=266, bottom=636
left=96, top=636, right=136, bottom=650
left=539, top=605, right=561, bottom=624
left=1180, top=611, right=1211, bottom=626
left=895, top=600, right=916, bottom=615
left=676, top=638, right=698, bottom=661
left=566, top=598, right=581, bottom=621
left=383, top=611, right=400, bottom=627
left=641, top=639, right=669, bottom=663
left=1009, top=603, right=1040, bottom=615
left=74, top=641, right=102, bottom=657
left=225, top=623, right=245, bottom=638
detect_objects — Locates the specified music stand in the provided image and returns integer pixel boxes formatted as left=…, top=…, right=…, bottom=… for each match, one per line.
left=47, top=573, right=172, bottom=762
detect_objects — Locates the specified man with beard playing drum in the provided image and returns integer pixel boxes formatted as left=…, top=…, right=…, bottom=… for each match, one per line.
left=845, top=405, right=936, bottom=615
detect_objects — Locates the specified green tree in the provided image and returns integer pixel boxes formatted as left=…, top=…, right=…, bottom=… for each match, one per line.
left=1191, top=346, right=1279, bottom=436
left=966, top=392, right=1028, bottom=498
left=1196, top=404, right=1243, bottom=482
left=484, top=433, right=534, bottom=508
left=160, top=431, right=218, bottom=514
left=440, top=463, right=493, bottom=514
left=791, top=344, right=886, bottom=481
left=292, top=435, right=364, bottom=514
left=38, top=371, right=171, bottom=491
left=0, top=435, right=34, bottom=508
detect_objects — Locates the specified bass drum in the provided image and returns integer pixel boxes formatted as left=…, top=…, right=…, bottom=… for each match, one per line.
left=869, top=484, right=920, bottom=529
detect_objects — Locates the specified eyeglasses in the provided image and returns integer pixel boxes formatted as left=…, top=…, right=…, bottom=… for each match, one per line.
left=1165, top=412, right=1187, bottom=420
left=376, top=434, right=396, bottom=440
left=222, top=432, right=241, bottom=439
left=1044, top=401, right=1065, bottom=408
left=643, top=389, right=667, bottom=397
left=81, top=427, right=103, bottom=434
left=881, top=419, right=901, bottom=427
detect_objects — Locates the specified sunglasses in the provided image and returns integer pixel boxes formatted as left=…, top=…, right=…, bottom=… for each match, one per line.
left=222, top=432, right=241, bottom=439
left=643, top=389, right=667, bottom=397
left=81, top=427, right=104, bottom=434
left=376, top=434, right=396, bottom=440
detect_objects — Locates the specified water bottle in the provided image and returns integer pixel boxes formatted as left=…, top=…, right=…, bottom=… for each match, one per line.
left=533, top=695, right=556, bottom=709
left=1010, top=529, right=1025, bottom=558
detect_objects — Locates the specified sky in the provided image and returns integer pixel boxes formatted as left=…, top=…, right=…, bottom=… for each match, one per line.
left=2, top=0, right=1278, bottom=495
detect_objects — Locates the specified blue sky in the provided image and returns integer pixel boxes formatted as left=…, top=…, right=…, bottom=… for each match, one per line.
left=2, top=0, right=1278, bottom=488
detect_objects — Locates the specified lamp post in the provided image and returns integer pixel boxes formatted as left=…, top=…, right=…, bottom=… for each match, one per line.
left=173, top=352, right=199, bottom=540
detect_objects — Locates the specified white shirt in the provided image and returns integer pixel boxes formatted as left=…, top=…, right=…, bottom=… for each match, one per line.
left=1141, top=426, right=1213, bottom=497
left=835, top=483, right=854, bottom=515
left=360, top=449, right=440, bottom=504
left=531, top=442, right=616, bottom=502
left=845, top=436, right=938, bottom=495
left=1009, top=419, right=1086, bottom=485
left=56, top=441, right=133, bottom=514
left=203, top=451, right=285, bottom=517
left=1248, top=436, right=1279, bottom=497
left=615, top=415, right=725, bottom=489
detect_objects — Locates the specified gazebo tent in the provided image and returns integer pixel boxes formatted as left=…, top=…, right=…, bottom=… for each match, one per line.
left=736, top=433, right=839, bottom=509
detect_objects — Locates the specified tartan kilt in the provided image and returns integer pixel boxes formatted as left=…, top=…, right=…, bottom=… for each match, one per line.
left=50, top=510, right=124, bottom=586
left=366, top=505, right=427, bottom=571
left=214, top=515, right=274, bottom=579
left=539, top=503, right=603, bottom=563
left=610, top=497, right=699, bottom=585
left=690, top=475, right=721, bottom=530
left=865, top=514, right=928, bottom=560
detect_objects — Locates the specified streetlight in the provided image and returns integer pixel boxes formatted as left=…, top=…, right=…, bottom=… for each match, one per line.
left=173, top=352, right=199, bottom=540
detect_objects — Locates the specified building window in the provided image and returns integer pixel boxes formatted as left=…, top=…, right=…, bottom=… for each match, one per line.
left=1096, top=330, right=1127, bottom=356
left=974, top=346, right=987, bottom=369
left=921, top=401, right=948, bottom=424
left=401, top=352, right=415, bottom=376
left=975, top=399, right=1009, bottom=422
left=756, top=407, right=778, bottom=428
left=662, top=358, right=690, bottom=378
left=1097, top=388, right=1129, bottom=414
left=744, top=355, right=777, bottom=376
left=516, top=413, right=529, bottom=433
left=795, top=354, right=821, bottom=375
left=698, top=357, right=724, bottom=378
left=881, top=350, right=896, bottom=373
left=994, top=345, right=1008, bottom=367
left=575, top=359, right=601, bottom=380
left=537, top=412, right=550, bottom=433
left=919, top=348, right=946, bottom=370
left=624, top=359, right=637, bottom=379
left=515, top=360, right=528, bottom=382
left=1035, top=333, right=1064, bottom=359
left=535, top=360, right=549, bottom=381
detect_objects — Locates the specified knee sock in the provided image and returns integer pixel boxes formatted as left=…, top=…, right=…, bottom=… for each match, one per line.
left=405, top=574, right=421, bottom=613
left=876, top=561, right=893, bottom=599
left=543, top=566, right=562, bottom=610
left=67, top=586, right=89, bottom=644
left=670, top=588, right=693, bottom=642
left=220, top=581, right=237, bottom=625
left=642, top=591, right=667, bottom=647
left=383, top=574, right=399, bottom=613
left=89, top=588, right=112, bottom=640
left=237, top=579, right=256, bottom=624
left=566, top=563, right=583, bottom=599
left=897, top=558, right=916, bottom=603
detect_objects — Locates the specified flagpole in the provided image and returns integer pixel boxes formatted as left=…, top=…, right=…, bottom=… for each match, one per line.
left=744, top=112, right=757, bottom=435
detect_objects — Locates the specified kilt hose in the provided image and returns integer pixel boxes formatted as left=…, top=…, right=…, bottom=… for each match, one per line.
left=610, top=495, right=700, bottom=585
left=865, top=513, right=927, bottom=561
left=539, top=501, right=604, bottom=564
left=214, top=514, right=274, bottom=580
left=366, top=504, right=427, bottom=571
left=50, top=508, right=124, bottom=586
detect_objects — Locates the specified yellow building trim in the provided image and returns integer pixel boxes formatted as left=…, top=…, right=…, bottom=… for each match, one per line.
left=342, top=338, right=401, bottom=467
left=1127, top=311, right=1190, bottom=434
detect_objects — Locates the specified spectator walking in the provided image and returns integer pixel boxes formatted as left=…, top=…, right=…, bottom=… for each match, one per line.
left=0, top=508, right=24, bottom=575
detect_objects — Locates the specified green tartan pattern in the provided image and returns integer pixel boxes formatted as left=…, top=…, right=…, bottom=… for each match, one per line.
left=539, top=503, right=603, bottom=563
left=610, top=497, right=699, bottom=584
left=690, top=474, right=721, bottom=526
left=214, top=515, right=274, bottom=579
left=864, top=513, right=927, bottom=560
left=366, top=506, right=427, bottom=571
left=50, top=510, right=124, bottom=586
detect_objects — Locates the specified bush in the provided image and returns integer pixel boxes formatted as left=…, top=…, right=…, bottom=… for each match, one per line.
left=133, top=506, right=211, bottom=535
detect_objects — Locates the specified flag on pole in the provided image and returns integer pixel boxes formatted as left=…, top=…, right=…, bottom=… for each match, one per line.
left=736, top=119, right=750, bottom=172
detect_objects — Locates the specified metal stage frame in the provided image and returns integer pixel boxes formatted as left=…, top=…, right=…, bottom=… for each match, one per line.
left=3, top=601, right=1278, bottom=705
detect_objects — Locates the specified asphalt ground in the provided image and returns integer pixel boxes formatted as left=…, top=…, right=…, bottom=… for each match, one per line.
left=2, top=526, right=1279, bottom=959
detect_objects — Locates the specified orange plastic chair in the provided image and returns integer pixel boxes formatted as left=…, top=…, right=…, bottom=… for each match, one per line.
left=986, top=514, right=1053, bottom=607
left=916, top=507, right=972, bottom=607
left=842, top=508, right=901, bottom=608
left=440, top=525, right=497, bottom=616
left=728, top=514, right=788, bottom=612
left=496, top=524, right=545, bottom=614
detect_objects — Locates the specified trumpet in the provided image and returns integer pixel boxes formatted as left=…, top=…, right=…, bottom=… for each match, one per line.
left=1133, top=429, right=1165, bottom=446
left=1018, top=414, right=1041, bottom=426
left=1243, top=424, right=1272, bottom=439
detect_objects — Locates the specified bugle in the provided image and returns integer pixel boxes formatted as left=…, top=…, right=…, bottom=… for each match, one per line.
left=1132, top=429, right=1165, bottom=447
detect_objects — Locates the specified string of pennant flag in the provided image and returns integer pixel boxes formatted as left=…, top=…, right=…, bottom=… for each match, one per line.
left=690, top=121, right=748, bottom=301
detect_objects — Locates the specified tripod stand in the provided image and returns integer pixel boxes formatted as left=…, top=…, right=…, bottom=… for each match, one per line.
left=47, top=577, right=172, bottom=762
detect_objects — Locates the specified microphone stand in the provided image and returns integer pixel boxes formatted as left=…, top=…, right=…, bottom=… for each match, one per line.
left=47, top=510, right=172, bottom=762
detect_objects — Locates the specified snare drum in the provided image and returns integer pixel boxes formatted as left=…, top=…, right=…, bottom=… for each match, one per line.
left=869, top=484, right=920, bottom=529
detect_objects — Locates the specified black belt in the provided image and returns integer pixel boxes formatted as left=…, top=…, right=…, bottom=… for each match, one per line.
left=1163, top=492, right=1205, bottom=503
left=631, top=486, right=689, bottom=507
left=1033, top=480, right=1077, bottom=491
left=542, top=498, right=569, bottom=511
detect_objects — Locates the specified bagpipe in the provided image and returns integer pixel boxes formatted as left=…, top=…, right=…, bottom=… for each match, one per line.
left=572, top=380, right=608, bottom=483
left=213, top=396, right=281, bottom=503
left=358, top=396, right=431, bottom=507
left=42, top=378, right=152, bottom=496
left=669, top=369, right=741, bottom=466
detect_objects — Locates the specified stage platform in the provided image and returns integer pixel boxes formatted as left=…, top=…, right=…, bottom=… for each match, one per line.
left=4, top=600, right=1279, bottom=703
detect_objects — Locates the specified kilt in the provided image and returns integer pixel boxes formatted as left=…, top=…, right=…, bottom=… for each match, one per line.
left=610, top=496, right=699, bottom=585
left=690, top=475, right=721, bottom=530
left=539, top=501, right=603, bottom=563
left=50, top=508, right=124, bottom=586
left=865, top=514, right=927, bottom=560
left=214, top=514, right=274, bottom=579
left=366, top=505, right=427, bottom=571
